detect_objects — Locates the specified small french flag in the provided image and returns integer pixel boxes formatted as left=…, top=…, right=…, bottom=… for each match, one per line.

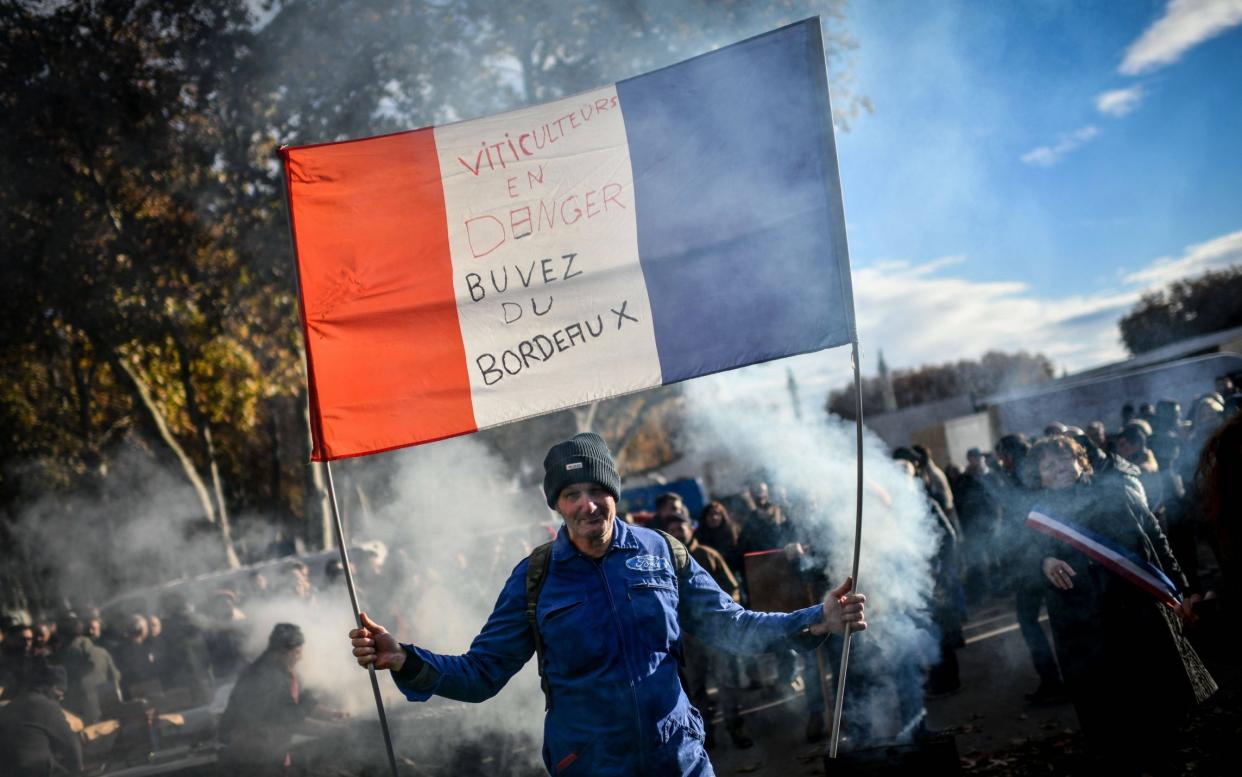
left=281, top=19, right=855, bottom=460
left=1025, top=505, right=1182, bottom=609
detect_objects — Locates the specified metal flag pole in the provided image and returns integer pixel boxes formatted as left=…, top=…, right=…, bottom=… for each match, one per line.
left=277, top=156, right=400, bottom=777
left=324, top=461, right=401, bottom=777
left=828, top=338, right=865, bottom=758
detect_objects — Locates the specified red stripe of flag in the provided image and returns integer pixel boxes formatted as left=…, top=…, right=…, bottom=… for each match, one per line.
left=282, top=130, right=476, bottom=460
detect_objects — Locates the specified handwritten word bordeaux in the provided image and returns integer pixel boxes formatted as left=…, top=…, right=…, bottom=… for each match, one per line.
left=476, top=300, right=639, bottom=386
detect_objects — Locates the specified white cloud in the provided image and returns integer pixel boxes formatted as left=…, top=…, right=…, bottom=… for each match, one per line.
left=851, top=261, right=1134, bottom=374
left=1123, top=228, right=1242, bottom=285
left=853, top=226, right=1242, bottom=373
left=1095, top=85, right=1145, bottom=116
left=1120, top=0, right=1242, bottom=75
left=1020, top=125, right=1100, bottom=167
left=709, top=227, right=1242, bottom=401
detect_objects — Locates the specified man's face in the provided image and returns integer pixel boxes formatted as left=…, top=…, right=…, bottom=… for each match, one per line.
left=1087, top=423, right=1107, bottom=446
left=656, top=501, right=683, bottom=521
left=557, top=483, right=616, bottom=551
left=664, top=519, right=692, bottom=545
left=8, top=628, right=33, bottom=655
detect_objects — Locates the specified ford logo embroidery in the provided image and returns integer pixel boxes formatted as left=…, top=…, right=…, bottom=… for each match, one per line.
left=626, top=555, right=669, bottom=572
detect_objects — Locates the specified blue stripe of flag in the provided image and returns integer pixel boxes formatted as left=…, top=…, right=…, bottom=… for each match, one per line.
left=617, top=18, right=855, bottom=384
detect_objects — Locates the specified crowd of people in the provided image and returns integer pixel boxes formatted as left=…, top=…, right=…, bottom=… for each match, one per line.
left=2, top=375, right=1238, bottom=775
left=0, top=554, right=373, bottom=775
left=901, top=376, right=1240, bottom=771
left=627, top=469, right=958, bottom=751
left=609, top=375, right=1240, bottom=768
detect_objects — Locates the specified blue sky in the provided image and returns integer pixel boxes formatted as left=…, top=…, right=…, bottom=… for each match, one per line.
left=722, top=0, right=1242, bottom=402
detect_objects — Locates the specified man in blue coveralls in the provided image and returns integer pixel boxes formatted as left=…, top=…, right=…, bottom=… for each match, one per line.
left=349, top=433, right=866, bottom=776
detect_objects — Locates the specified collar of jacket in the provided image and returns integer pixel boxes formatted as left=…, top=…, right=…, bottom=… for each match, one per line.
left=551, top=516, right=641, bottom=561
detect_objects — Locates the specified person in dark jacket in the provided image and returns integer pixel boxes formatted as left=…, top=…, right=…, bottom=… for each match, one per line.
left=994, top=434, right=1066, bottom=703
left=1030, top=435, right=1216, bottom=774
left=663, top=512, right=753, bottom=750
left=1194, top=411, right=1241, bottom=616
left=695, top=501, right=745, bottom=587
left=203, top=592, right=248, bottom=682
left=1, top=621, right=35, bottom=699
left=955, top=448, right=1002, bottom=602
left=50, top=615, right=121, bottom=725
left=737, top=483, right=805, bottom=692
left=0, top=659, right=83, bottom=776
left=154, top=592, right=214, bottom=708
left=738, top=481, right=793, bottom=554
left=112, top=615, right=158, bottom=701
left=219, top=623, right=341, bottom=774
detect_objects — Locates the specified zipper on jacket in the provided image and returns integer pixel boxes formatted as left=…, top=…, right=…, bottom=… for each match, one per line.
left=596, top=557, right=648, bottom=773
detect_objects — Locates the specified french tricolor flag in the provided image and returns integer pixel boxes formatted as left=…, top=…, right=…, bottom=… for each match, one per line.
left=1025, top=505, right=1182, bottom=609
left=281, top=19, right=855, bottom=460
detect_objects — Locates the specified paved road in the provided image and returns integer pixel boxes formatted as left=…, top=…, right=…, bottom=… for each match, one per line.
left=708, top=598, right=1077, bottom=775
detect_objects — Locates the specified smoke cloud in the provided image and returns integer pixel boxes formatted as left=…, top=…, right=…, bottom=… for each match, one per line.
left=320, top=435, right=552, bottom=766
left=677, top=374, right=943, bottom=741
left=11, top=443, right=231, bottom=607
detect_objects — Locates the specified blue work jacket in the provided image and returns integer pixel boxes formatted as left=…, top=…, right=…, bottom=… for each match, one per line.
left=393, top=518, right=826, bottom=776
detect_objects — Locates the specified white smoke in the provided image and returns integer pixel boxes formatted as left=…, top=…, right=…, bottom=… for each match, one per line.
left=677, top=374, right=943, bottom=741
left=11, top=443, right=230, bottom=607
left=327, top=435, right=552, bottom=746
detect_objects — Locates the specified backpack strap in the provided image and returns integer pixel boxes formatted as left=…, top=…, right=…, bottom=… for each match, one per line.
left=654, top=529, right=692, bottom=584
left=524, top=529, right=691, bottom=711
left=525, top=540, right=555, bottom=711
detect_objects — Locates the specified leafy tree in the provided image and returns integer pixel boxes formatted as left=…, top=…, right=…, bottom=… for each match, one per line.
left=826, top=351, right=1055, bottom=420
left=1, top=0, right=865, bottom=604
left=0, top=0, right=263, bottom=566
left=1120, top=266, right=1242, bottom=355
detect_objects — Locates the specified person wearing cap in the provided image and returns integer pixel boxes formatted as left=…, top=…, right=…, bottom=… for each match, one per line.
left=349, top=433, right=866, bottom=776
left=0, top=658, right=83, bottom=776
left=220, top=623, right=344, bottom=773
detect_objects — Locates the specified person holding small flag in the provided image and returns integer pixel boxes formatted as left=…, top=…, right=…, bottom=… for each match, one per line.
left=1025, top=435, right=1216, bottom=774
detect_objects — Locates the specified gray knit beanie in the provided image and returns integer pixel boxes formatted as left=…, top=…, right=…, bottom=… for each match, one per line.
left=542, top=433, right=621, bottom=509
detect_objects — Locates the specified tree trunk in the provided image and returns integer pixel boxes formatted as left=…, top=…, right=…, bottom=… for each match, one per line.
left=109, top=353, right=240, bottom=568
left=172, top=336, right=241, bottom=568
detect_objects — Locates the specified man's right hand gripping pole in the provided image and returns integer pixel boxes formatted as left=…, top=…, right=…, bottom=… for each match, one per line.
left=349, top=612, right=407, bottom=672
